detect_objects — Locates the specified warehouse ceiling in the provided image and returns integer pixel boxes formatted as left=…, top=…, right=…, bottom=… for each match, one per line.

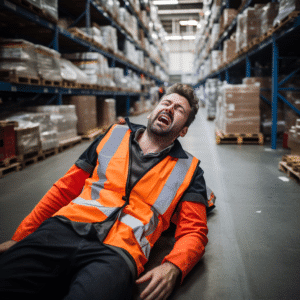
left=153, top=0, right=203, bottom=35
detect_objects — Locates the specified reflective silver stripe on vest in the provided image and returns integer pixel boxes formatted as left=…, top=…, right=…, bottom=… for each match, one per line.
left=119, top=153, right=194, bottom=259
left=91, top=125, right=129, bottom=200
left=72, top=197, right=120, bottom=216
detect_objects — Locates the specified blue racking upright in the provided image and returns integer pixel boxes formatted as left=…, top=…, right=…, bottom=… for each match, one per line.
left=194, top=0, right=300, bottom=149
left=0, top=0, right=168, bottom=116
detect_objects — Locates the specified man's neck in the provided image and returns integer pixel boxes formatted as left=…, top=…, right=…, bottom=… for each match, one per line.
left=137, top=130, right=174, bottom=155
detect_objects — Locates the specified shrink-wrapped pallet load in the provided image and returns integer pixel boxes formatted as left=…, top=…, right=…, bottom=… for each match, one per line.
left=216, top=83, right=261, bottom=134
left=35, top=45, right=62, bottom=83
left=273, top=0, right=300, bottom=26
left=261, top=3, right=279, bottom=36
left=211, top=50, right=222, bottom=72
left=64, top=96, right=97, bottom=135
left=288, top=119, right=300, bottom=155
left=205, top=78, right=221, bottom=120
left=0, top=39, right=39, bottom=80
left=79, top=27, right=103, bottom=46
left=13, top=121, right=41, bottom=155
left=236, top=5, right=263, bottom=52
left=7, top=112, right=59, bottom=151
left=28, top=105, right=78, bottom=142
left=100, top=26, right=118, bottom=53
left=41, top=0, right=58, bottom=21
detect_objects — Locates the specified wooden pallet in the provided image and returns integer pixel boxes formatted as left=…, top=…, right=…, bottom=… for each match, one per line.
left=17, top=150, right=42, bottom=168
left=58, top=136, right=82, bottom=152
left=38, top=148, right=59, bottom=160
left=279, top=161, right=300, bottom=184
left=81, top=127, right=106, bottom=141
left=0, top=162, right=22, bottom=179
left=0, top=156, right=18, bottom=168
left=41, top=79, right=62, bottom=87
left=68, top=28, right=93, bottom=43
left=0, top=70, right=41, bottom=85
left=216, top=131, right=264, bottom=145
left=62, top=80, right=78, bottom=89
left=273, top=11, right=300, bottom=33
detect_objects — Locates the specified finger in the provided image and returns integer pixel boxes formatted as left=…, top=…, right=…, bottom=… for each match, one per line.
left=143, top=280, right=165, bottom=300
left=136, top=272, right=152, bottom=284
left=140, top=276, right=162, bottom=299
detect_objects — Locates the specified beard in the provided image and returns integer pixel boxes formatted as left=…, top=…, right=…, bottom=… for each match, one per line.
left=147, top=111, right=183, bottom=140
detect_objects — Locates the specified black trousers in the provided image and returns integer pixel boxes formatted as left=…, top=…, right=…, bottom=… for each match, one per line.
left=0, top=218, right=133, bottom=300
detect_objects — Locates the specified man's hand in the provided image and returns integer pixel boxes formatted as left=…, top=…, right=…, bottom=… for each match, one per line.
left=0, top=240, right=17, bottom=254
left=136, top=262, right=181, bottom=300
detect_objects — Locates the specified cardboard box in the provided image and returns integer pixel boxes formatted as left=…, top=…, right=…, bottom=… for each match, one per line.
left=64, top=96, right=97, bottom=135
left=97, top=98, right=116, bottom=127
left=223, top=8, right=238, bottom=29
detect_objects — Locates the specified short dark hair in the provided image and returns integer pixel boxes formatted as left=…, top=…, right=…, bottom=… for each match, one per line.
left=164, top=83, right=199, bottom=127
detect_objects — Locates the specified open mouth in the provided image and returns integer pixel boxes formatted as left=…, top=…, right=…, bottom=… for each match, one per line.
left=157, top=112, right=172, bottom=126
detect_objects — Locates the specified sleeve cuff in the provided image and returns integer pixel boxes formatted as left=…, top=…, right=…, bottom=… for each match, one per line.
left=75, top=159, right=94, bottom=175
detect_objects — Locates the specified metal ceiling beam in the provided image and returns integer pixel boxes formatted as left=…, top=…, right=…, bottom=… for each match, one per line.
left=158, top=8, right=202, bottom=14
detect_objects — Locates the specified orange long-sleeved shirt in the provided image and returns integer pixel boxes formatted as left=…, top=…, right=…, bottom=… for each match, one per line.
left=12, top=164, right=208, bottom=281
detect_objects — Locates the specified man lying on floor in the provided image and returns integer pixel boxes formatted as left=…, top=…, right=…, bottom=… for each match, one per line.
left=0, top=83, right=215, bottom=300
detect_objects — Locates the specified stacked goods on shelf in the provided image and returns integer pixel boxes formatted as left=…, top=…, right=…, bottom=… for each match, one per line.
left=124, top=40, right=144, bottom=67
left=0, top=39, right=39, bottom=82
left=100, top=26, right=118, bottom=54
left=242, top=77, right=285, bottom=137
left=0, top=121, right=17, bottom=164
left=27, top=105, right=78, bottom=142
left=288, top=119, right=300, bottom=155
left=59, top=59, right=90, bottom=86
left=99, top=0, right=120, bottom=19
left=63, top=52, right=115, bottom=87
left=205, top=78, right=221, bottom=120
left=211, top=50, right=222, bottom=72
left=64, top=96, right=98, bottom=135
left=210, top=24, right=220, bottom=50
left=97, top=98, right=116, bottom=128
left=13, top=121, right=41, bottom=155
left=110, top=67, right=127, bottom=89
left=41, top=0, right=58, bottom=21
left=273, top=0, right=300, bottom=26
left=222, top=8, right=238, bottom=31
left=210, top=0, right=221, bottom=27
left=236, top=5, right=264, bottom=52
left=215, top=83, right=261, bottom=134
left=223, top=34, right=236, bottom=64
left=261, top=3, right=279, bottom=36
left=7, top=113, right=59, bottom=151
left=35, top=45, right=62, bottom=85
left=79, top=27, right=104, bottom=47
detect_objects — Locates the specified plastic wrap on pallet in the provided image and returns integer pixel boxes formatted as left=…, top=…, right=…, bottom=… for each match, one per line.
left=63, top=52, right=114, bottom=87
left=41, top=0, right=58, bottom=21
left=59, top=59, right=90, bottom=84
left=273, top=0, right=300, bottom=26
left=100, top=0, right=120, bottom=19
left=79, top=27, right=103, bottom=46
left=7, top=112, right=59, bottom=151
left=13, top=121, right=41, bottom=155
left=27, top=0, right=42, bottom=9
left=110, top=67, right=127, bottom=88
left=100, top=26, right=118, bottom=53
left=210, top=23, right=220, bottom=48
left=211, top=50, right=222, bottom=72
left=261, top=3, right=279, bottom=35
left=205, top=78, right=221, bottom=119
left=236, top=6, right=263, bottom=52
left=0, top=39, right=39, bottom=79
left=216, top=83, right=261, bottom=134
left=35, top=45, right=62, bottom=82
left=28, top=105, right=78, bottom=142
left=211, top=0, right=221, bottom=24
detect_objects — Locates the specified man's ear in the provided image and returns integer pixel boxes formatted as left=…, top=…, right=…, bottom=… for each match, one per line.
left=179, top=127, right=188, bottom=137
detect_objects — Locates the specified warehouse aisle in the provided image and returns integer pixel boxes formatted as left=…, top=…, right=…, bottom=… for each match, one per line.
left=1, top=107, right=300, bottom=300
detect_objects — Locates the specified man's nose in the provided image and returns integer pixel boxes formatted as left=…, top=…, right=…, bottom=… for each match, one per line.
left=165, top=104, right=174, bottom=114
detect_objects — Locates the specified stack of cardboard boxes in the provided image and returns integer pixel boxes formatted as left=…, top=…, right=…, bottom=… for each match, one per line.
left=216, top=82, right=261, bottom=134
left=288, top=119, right=300, bottom=155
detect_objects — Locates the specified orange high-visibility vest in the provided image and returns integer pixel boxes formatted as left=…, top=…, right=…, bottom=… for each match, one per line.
left=54, top=124, right=199, bottom=275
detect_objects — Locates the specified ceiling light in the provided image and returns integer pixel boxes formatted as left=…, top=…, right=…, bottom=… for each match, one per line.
left=179, top=20, right=198, bottom=26
left=165, top=35, right=182, bottom=40
left=182, top=35, right=196, bottom=40
left=152, top=0, right=179, bottom=5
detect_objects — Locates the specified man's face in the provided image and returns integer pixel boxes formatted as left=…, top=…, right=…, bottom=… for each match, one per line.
left=147, top=93, right=191, bottom=139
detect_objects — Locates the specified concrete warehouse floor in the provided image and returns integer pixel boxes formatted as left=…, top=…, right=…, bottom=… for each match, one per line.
left=1, top=107, right=300, bottom=299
